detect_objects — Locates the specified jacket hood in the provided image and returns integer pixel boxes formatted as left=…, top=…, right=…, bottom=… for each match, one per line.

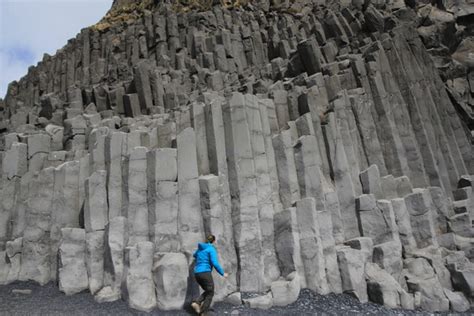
left=198, top=242, right=212, bottom=250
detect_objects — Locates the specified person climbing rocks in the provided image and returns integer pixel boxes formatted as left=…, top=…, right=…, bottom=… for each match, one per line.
left=191, top=234, right=228, bottom=316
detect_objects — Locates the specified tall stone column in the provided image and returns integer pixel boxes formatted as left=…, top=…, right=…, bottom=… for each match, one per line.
left=404, top=189, right=439, bottom=248
left=199, top=175, right=237, bottom=301
left=203, top=94, right=238, bottom=288
left=365, top=58, right=410, bottom=179
left=245, top=94, right=280, bottom=287
left=294, top=135, right=326, bottom=210
left=147, top=148, right=179, bottom=252
left=51, top=161, right=80, bottom=281
left=100, top=216, right=128, bottom=302
left=333, top=127, right=359, bottom=240
left=126, top=147, right=149, bottom=245
left=333, top=92, right=362, bottom=195
left=274, top=207, right=305, bottom=285
left=299, top=86, right=331, bottom=180
left=388, top=33, right=448, bottom=191
left=258, top=98, right=283, bottom=214
left=177, top=128, right=204, bottom=256
left=89, top=127, right=109, bottom=174
left=19, top=167, right=55, bottom=285
left=295, top=198, right=329, bottom=294
left=374, top=41, right=428, bottom=189
left=223, top=92, right=265, bottom=292
left=106, top=132, right=127, bottom=221
left=347, top=88, right=387, bottom=176
left=84, top=170, right=108, bottom=233
left=272, top=130, right=300, bottom=209
left=192, top=102, right=210, bottom=176
left=58, top=228, right=88, bottom=295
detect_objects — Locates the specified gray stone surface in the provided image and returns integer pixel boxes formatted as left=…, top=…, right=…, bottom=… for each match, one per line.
left=153, top=252, right=188, bottom=311
left=271, top=272, right=300, bottom=307
left=177, top=128, right=204, bottom=256
left=123, top=241, right=156, bottom=312
left=58, top=228, right=88, bottom=295
left=19, top=168, right=55, bottom=285
left=84, top=170, right=108, bottom=233
left=199, top=175, right=238, bottom=300
left=274, top=208, right=304, bottom=284
left=294, top=136, right=326, bottom=210
left=273, top=130, right=300, bottom=209
left=404, top=257, right=449, bottom=312
left=103, top=216, right=128, bottom=301
left=86, top=231, right=105, bottom=295
left=337, top=247, right=368, bottom=303
left=223, top=93, right=265, bottom=292
left=2, top=142, right=27, bottom=179
left=404, top=190, right=439, bottom=248
left=356, top=195, right=398, bottom=245
left=106, top=132, right=126, bottom=221
left=360, top=165, right=383, bottom=199
left=295, top=198, right=329, bottom=294
left=0, top=1, right=473, bottom=313
left=243, top=292, right=273, bottom=310
left=126, top=147, right=149, bottom=245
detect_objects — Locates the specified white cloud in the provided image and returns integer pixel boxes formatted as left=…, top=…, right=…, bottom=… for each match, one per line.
left=0, top=0, right=113, bottom=98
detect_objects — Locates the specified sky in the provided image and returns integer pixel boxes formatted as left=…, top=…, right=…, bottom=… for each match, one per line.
left=0, top=0, right=113, bottom=98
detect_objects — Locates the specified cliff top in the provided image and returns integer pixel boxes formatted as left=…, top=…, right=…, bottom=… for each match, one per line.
left=95, top=0, right=280, bottom=31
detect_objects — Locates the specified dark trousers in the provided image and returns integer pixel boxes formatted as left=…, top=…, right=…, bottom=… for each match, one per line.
left=194, top=272, right=214, bottom=313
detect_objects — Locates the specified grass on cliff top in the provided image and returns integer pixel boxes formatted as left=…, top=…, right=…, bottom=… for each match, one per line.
left=93, top=0, right=250, bottom=32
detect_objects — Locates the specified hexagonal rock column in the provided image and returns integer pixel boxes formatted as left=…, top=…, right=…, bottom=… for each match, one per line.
left=147, top=148, right=179, bottom=252
left=274, top=208, right=305, bottom=287
left=315, top=205, right=342, bottom=294
left=272, top=130, right=300, bottom=209
left=84, top=170, right=108, bottom=233
left=356, top=194, right=398, bottom=245
left=86, top=231, right=105, bottom=295
left=337, top=247, right=368, bottom=303
left=222, top=93, right=265, bottom=292
left=404, top=189, right=439, bottom=248
left=19, top=168, right=55, bottom=285
left=295, top=198, right=329, bottom=294
left=123, top=241, right=156, bottom=312
left=153, top=252, right=188, bottom=310
left=199, top=175, right=237, bottom=300
left=245, top=94, right=280, bottom=287
left=2, top=142, right=27, bottom=179
left=333, top=127, right=359, bottom=240
left=126, top=146, right=149, bottom=245
left=294, top=135, right=326, bottom=210
left=97, top=216, right=128, bottom=302
left=177, top=128, right=204, bottom=256
left=58, top=228, right=88, bottom=295
left=203, top=95, right=239, bottom=291
left=106, top=131, right=127, bottom=221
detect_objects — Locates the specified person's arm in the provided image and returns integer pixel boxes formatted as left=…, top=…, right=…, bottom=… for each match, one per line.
left=209, top=247, right=225, bottom=276
left=193, top=249, right=198, bottom=259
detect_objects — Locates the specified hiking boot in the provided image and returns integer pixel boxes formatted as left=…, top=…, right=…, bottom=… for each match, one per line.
left=191, top=302, right=201, bottom=314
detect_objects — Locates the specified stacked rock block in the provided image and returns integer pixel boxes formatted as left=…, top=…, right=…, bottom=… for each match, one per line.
left=0, top=0, right=474, bottom=313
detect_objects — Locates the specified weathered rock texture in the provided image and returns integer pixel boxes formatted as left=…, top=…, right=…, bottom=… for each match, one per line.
left=0, top=0, right=473, bottom=313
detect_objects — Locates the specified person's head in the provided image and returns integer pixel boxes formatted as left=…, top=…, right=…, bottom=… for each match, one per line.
left=206, top=234, right=216, bottom=244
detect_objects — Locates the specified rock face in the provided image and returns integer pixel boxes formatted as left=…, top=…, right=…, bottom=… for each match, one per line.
left=0, top=0, right=473, bottom=313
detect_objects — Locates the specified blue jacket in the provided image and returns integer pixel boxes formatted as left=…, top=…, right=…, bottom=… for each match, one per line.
left=193, top=242, right=224, bottom=276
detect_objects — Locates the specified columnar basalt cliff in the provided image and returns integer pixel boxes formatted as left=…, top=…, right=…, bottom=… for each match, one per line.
left=0, top=0, right=473, bottom=313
